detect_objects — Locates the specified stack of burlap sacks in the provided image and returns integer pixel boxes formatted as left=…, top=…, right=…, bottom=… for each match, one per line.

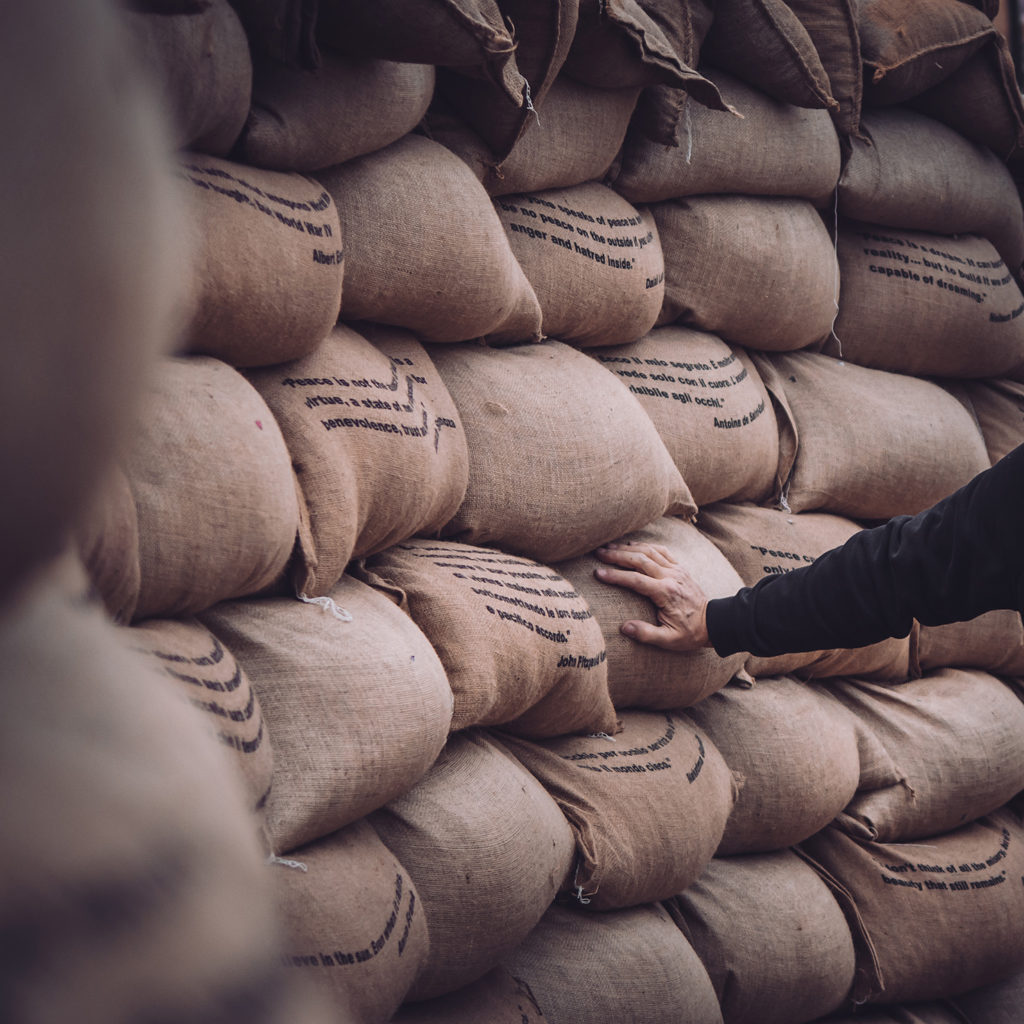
left=15, top=0, right=1024, bottom=1022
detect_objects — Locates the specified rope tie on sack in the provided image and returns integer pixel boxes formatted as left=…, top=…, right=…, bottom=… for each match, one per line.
left=268, top=855, right=308, bottom=872
left=297, top=593, right=353, bottom=622
left=827, top=185, right=844, bottom=360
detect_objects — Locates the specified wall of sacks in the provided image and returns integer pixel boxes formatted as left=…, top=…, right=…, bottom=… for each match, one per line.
left=21, top=0, right=1024, bottom=1022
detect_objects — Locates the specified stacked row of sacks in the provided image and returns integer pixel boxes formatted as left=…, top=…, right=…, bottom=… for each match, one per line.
left=67, top=0, right=1024, bottom=1022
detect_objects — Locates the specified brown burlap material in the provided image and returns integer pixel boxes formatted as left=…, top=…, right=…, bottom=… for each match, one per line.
left=122, top=0, right=251, bottom=156
left=687, top=677, right=864, bottom=855
left=830, top=223, right=1024, bottom=378
left=667, top=851, right=857, bottom=1024
left=178, top=154, right=344, bottom=368
left=556, top=515, right=748, bottom=709
left=612, top=69, right=841, bottom=205
left=128, top=616, right=275, bottom=822
left=752, top=351, right=991, bottom=519
left=126, top=355, right=300, bottom=621
left=495, top=183, right=664, bottom=348
left=830, top=671, right=1024, bottom=843
left=429, top=340, right=696, bottom=562
left=498, top=710, right=738, bottom=910
left=433, top=0, right=579, bottom=161
left=562, top=0, right=715, bottom=94
left=73, top=464, right=141, bottom=625
left=913, top=610, right=1024, bottom=677
left=317, top=0, right=524, bottom=89
left=238, top=53, right=435, bottom=172
left=271, top=820, right=430, bottom=1023
left=949, top=968, right=1024, bottom=1024
left=701, top=0, right=837, bottom=112
left=955, top=379, right=1024, bottom=465
left=697, top=501, right=913, bottom=680
left=0, top=570, right=298, bottom=1023
left=784, top=0, right=862, bottom=136
left=590, top=329, right=783, bottom=506
left=358, top=539, right=616, bottom=738
left=430, top=77, right=641, bottom=196
left=800, top=810, right=1024, bottom=1004
left=0, top=0, right=186, bottom=609
left=246, top=323, right=470, bottom=597
left=858, top=0, right=997, bottom=105
left=823, top=1006, right=967, bottom=1024
left=911, top=37, right=1024, bottom=163
left=318, top=134, right=542, bottom=344
left=199, top=575, right=454, bottom=854
left=839, top=109, right=1024, bottom=278
left=370, top=730, right=576, bottom=1000
left=503, top=902, right=724, bottom=1024
left=391, top=968, right=546, bottom=1024
left=653, top=195, right=838, bottom=352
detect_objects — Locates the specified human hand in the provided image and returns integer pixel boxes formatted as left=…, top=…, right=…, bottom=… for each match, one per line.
left=593, top=541, right=711, bottom=652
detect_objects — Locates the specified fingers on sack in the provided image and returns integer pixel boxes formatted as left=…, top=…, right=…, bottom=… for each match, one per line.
left=595, top=544, right=661, bottom=576
left=593, top=564, right=665, bottom=599
left=620, top=619, right=682, bottom=650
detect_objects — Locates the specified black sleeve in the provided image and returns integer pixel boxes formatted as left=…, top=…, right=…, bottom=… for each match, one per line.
left=705, top=443, right=1024, bottom=658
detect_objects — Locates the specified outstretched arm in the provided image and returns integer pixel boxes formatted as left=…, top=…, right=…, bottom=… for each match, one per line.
left=595, top=444, right=1024, bottom=658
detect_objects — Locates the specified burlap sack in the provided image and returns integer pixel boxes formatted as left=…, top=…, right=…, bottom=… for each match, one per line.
left=800, top=810, right=1024, bottom=1004
left=653, top=195, right=838, bottom=352
left=950, top=968, right=1024, bottom=1024
left=229, top=0, right=317, bottom=67
left=555, top=516, right=748, bottom=709
left=498, top=710, right=738, bottom=910
left=700, top=0, right=837, bottom=113
left=503, top=902, right=724, bottom=1024
left=128, top=616, right=275, bottom=823
left=590, top=330, right=784, bottom=505
left=318, top=135, right=543, bottom=344
left=126, top=355, right=300, bottom=621
left=237, top=53, right=435, bottom=172
left=784, top=0, right=862, bottom=136
left=829, top=671, right=1024, bottom=843
left=667, top=851, right=857, bottom=1024
left=246, top=324, right=470, bottom=597
left=72, top=464, right=141, bottom=625
left=316, top=0, right=522, bottom=78
left=429, top=76, right=641, bottom=197
left=858, top=0, right=997, bottom=105
left=271, top=820, right=430, bottom=1023
left=495, top=183, right=664, bottom=348
left=752, top=351, right=991, bottom=518
left=830, top=223, right=1024, bottom=378
left=782, top=1005, right=964, bottom=1024
left=0, top=568, right=305, bottom=1023
left=913, top=610, right=1024, bottom=676
left=686, top=677, right=864, bottom=855
left=432, top=0, right=580, bottom=160
left=392, top=968, right=546, bottom=1024
left=429, top=340, right=696, bottom=562
left=839, top=109, right=1024, bottom=278
left=370, top=729, right=576, bottom=1000
left=697, top=501, right=914, bottom=679
left=358, top=539, right=616, bottom=737
left=122, top=0, right=251, bottom=156
left=955, top=379, right=1024, bottom=465
left=612, top=69, right=841, bottom=205
left=0, top=1, right=185, bottom=611
left=562, top=0, right=712, bottom=93
left=178, top=154, right=344, bottom=367
left=600, top=3, right=718, bottom=146
left=199, top=575, right=454, bottom=854
left=911, top=38, right=1024, bottom=163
